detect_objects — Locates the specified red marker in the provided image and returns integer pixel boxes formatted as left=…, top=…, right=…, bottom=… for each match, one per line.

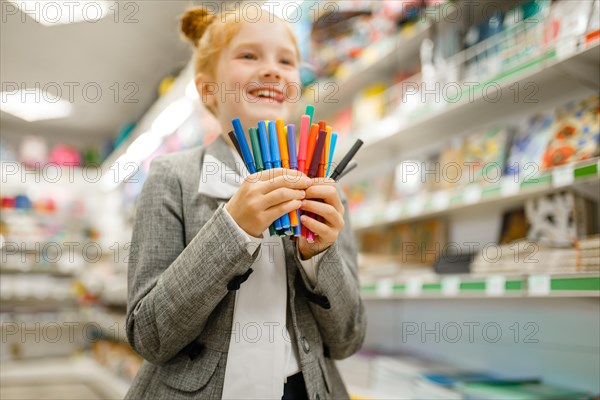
left=304, top=124, right=319, bottom=175
left=297, top=115, right=310, bottom=173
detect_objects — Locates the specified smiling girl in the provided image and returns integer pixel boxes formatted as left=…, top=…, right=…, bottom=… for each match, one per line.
left=125, top=5, right=365, bottom=400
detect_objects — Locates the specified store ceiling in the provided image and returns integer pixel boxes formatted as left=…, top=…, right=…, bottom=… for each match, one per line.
left=0, top=1, right=215, bottom=147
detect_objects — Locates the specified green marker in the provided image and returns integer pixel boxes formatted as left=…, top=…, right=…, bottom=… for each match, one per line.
left=305, top=105, right=315, bottom=125
left=249, top=127, right=264, bottom=171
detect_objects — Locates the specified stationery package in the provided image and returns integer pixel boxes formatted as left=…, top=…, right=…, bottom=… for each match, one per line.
left=436, top=137, right=466, bottom=190
left=525, top=191, right=597, bottom=246
left=542, top=95, right=600, bottom=169
left=498, top=208, right=529, bottom=245
left=577, top=235, right=600, bottom=271
left=462, top=127, right=509, bottom=185
left=389, top=218, right=448, bottom=266
left=504, top=113, right=554, bottom=177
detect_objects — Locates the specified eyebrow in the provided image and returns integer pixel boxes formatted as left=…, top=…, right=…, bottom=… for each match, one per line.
left=231, top=42, right=297, bottom=57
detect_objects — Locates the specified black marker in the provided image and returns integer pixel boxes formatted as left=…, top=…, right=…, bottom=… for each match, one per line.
left=336, top=160, right=358, bottom=181
left=329, top=139, right=363, bottom=180
left=227, top=130, right=244, bottom=161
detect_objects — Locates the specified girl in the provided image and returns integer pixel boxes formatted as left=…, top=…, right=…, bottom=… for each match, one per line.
left=125, top=5, right=366, bottom=400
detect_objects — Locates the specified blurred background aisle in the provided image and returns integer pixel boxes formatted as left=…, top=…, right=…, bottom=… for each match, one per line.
left=1, top=0, right=599, bottom=399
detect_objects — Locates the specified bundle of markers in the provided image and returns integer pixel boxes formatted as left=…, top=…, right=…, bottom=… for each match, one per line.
left=229, top=105, right=363, bottom=241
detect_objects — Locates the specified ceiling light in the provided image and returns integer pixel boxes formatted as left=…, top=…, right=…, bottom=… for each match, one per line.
left=1, top=87, right=72, bottom=122
left=151, top=99, right=193, bottom=138
left=126, top=132, right=162, bottom=162
left=6, top=0, right=113, bottom=26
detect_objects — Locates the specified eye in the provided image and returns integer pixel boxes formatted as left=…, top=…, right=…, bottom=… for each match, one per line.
left=240, top=53, right=256, bottom=60
left=280, top=58, right=294, bottom=66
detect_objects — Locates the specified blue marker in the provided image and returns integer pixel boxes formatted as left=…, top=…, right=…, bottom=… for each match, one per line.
left=269, top=121, right=291, bottom=230
left=287, top=124, right=298, bottom=170
left=231, top=118, right=256, bottom=173
left=269, top=121, right=281, bottom=168
left=326, top=132, right=338, bottom=177
left=260, top=121, right=277, bottom=235
left=258, top=121, right=272, bottom=170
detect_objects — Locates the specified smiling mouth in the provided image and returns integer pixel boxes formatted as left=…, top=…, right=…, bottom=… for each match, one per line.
left=247, top=87, right=285, bottom=103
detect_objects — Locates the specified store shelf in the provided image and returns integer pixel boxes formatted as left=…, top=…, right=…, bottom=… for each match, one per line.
left=0, top=297, right=79, bottom=309
left=352, top=158, right=599, bottom=230
left=0, top=356, right=130, bottom=399
left=300, top=20, right=431, bottom=120
left=361, top=272, right=600, bottom=300
left=339, top=39, right=600, bottom=166
left=0, top=265, right=74, bottom=277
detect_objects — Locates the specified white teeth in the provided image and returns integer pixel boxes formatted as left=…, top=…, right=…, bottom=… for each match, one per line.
left=254, top=89, right=276, bottom=99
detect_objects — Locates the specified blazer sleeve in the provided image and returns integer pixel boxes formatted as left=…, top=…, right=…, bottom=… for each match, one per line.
left=126, top=155, right=258, bottom=364
left=295, top=189, right=367, bottom=360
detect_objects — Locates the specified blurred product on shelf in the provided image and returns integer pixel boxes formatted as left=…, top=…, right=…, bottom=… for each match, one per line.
left=48, top=145, right=81, bottom=167
left=339, top=349, right=594, bottom=399
left=345, top=172, right=394, bottom=215
left=505, top=113, right=554, bottom=177
left=19, top=136, right=48, bottom=167
left=499, top=208, right=529, bottom=244
left=343, top=93, right=600, bottom=223
left=542, top=96, right=600, bottom=168
left=545, top=0, right=596, bottom=57
left=577, top=235, right=600, bottom=271
left=91, top=340, right=142, bottom=382
left=308, top=0, right=445, bottom=82
left=525, top=191, right=597, bottom=246
left=357, top=218, right=447, bottom=268
left=328, top=108, right=354, bottom=140
left=462, top=127, right=510, bottom=185
left=353, top=83, right=387, bottom=130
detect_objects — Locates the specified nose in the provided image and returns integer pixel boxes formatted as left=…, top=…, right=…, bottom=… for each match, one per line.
left=259, top=61, right=282, bottom=82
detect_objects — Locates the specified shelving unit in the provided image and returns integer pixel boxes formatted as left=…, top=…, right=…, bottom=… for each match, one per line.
left=312, top=1, right=600, bottom=397
left=335, top=39, right=600, bottom=166
left=299, top=20, right=431, bottom=119
left=0, top=357, right=130, bottom=399
left=361, top=272, right=600, bottom=300
left=352, top=157, right=599, bottom=229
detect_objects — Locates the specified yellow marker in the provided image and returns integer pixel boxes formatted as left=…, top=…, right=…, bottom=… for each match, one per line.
left=324, top=126, right=333, bottom=179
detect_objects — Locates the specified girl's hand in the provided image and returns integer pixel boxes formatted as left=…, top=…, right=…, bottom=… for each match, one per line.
left=298, top=178, right=345, bottom=260
left=225, top=169, right=312, bottom=237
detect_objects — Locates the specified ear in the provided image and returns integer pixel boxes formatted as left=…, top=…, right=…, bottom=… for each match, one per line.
left=195, top=73, right=217, bottom=110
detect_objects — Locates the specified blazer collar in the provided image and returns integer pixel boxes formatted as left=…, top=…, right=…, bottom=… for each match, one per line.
left=199, top=134, right=249, bottom=200
left=204, top=134, right=244, bottom=176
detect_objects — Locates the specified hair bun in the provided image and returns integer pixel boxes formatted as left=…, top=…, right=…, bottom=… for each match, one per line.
left=180, top=7, right=215, bottom=45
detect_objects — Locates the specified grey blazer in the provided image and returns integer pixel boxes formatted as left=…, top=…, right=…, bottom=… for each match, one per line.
left=125, top=135, right=366, bottom=399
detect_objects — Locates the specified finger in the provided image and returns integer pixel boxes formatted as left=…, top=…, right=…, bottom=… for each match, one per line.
left=304, top=185, right=344, bottom=214
left=300, top=200, right=343, bottom=228
left=244, top=168, right=286, bottom=185
left=300, top=214, right=335, bottom=242
left=261, top=172, right=312, bottom=193
left=264, top=199, right=302, bottom=224
left=311, top=177, right=336, bottom=185
left=262, top=187, right=306, bottom=209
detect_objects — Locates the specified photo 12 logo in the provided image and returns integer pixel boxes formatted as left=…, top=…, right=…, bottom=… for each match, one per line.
left=2, top=1, right=139, bottom=25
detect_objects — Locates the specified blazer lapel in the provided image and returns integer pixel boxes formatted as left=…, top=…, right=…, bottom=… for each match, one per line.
left=199, top=135, right=247, bottom=200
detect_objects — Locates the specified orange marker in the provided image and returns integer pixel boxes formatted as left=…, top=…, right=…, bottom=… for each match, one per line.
left=276, top=119, right=289, bottom=168
left=305, top=124, right=319, bottom=175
